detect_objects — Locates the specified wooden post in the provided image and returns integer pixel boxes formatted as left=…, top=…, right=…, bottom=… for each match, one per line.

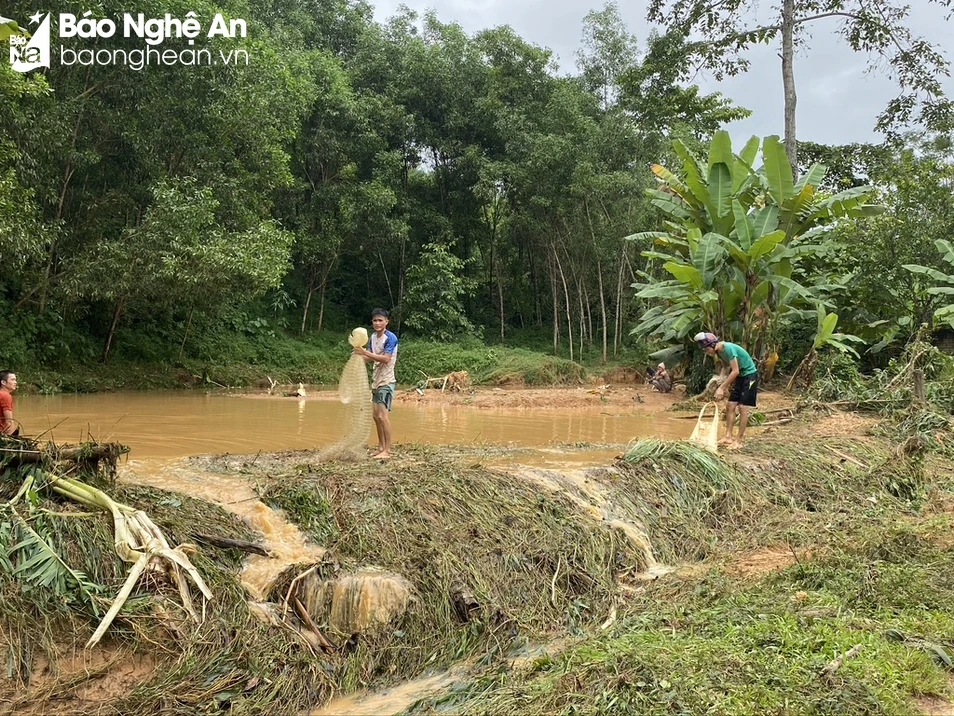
left=913, top=369, right=926, bottom=403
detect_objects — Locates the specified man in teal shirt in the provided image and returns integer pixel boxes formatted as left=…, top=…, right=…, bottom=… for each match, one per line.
left=694, top=332, right=759, bottom=448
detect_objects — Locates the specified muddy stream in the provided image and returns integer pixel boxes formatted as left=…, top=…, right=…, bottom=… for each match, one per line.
left=18, top=389, right=692, bottom=714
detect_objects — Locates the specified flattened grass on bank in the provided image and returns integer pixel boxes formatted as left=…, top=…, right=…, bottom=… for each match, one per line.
left=6, top=390, right=954, bottom=715
left=2, top=442, right=648, bottom=714
left=258, top=449, right=641, bottom=691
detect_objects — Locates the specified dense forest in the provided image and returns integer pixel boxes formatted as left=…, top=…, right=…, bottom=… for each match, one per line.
left=2, top=0, right=954, bottom=381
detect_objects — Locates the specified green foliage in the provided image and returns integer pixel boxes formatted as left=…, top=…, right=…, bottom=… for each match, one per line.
left=808, top=352, right=871, bottom=404
left=259, top=482, right=338, bottom=544
left=403, top=242, right=480, bottom=341
left=631, top=130, right=880, bottom=365
left=824, top=137, right=954, bottom=351
left=0, top=0, right=752, bottom=371
left=0, top=501, right=102, bottom=610
left=811, top=304, right=863, bottom=357
left=645, top=0, right=954, bottom=137
left=904, top=239, right=954, bottom=328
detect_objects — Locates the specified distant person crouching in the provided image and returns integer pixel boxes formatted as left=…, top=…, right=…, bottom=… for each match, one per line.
left=646, top=363, right=672, bottom=393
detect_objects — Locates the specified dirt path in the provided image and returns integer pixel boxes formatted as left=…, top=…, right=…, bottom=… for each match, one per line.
left=395, top=382, right=795, bottom=412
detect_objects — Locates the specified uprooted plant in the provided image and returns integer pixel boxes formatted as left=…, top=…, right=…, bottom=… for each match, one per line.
left=2, top=461, right=212, bottom=648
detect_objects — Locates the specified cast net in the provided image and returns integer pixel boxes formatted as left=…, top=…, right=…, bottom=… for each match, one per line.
left=318, top=327, right=373, bottom=461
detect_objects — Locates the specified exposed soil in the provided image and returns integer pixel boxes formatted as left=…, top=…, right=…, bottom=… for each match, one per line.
left=727, top=546, right=805, bottom=578
left=0, top=646, right=157, bottom=716
left=396, top=383, right=795, bottom=412
left=916, top=675, right=954, bottom=716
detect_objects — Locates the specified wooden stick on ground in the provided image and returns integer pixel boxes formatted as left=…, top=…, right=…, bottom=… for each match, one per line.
left=824, top=446, right=868, bottom=469
left=193, top=533, right=269, bottom=556
left=820, top=643, right=864, bottom=680
left=759, top=418, right=793, bottom=427
left=293, top=597, right=336, bottom=653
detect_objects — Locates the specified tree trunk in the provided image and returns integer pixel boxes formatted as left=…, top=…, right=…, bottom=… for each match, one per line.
left=781, top=0, right=798, bottom=173
left=497, top=255, right=505, bottom=342
left=614, top=251, right=625, bottom=357
left=576, top=279, right=585, bottom=357
left=103, top=296, right=125, bottom=365
left=300, top=276, right=316, bottom=335
left=913, top=369, right=926, bottom=403
left=598, top=259, right=608, bottom=364
left=178, top=307, right=194, bottom=362
left=532, top=248, right=543, bottom=327
left=554, top=248, right=573, bottom=362
left=317, top=278, right=328, bottom=332
left=379, top=251, right=393, bottom=307
left=551, top=253, right=560, bottom=355
left=397, top=235, right=407, bottom=333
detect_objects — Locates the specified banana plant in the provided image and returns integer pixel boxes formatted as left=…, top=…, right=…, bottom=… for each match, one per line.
left=0, top=17, right=27, bottom=41
left=787, top=304, right=864, bottom=390
left=903, top=239, right=954, bottom=327
left=629, top=131, right=882, bottom=362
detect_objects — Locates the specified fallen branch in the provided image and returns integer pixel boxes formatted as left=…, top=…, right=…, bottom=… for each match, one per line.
left=293, top=597, right=336, bottom=653
left=882, top=349, right=928, bottom=393
left=0, top=443, right=128, bottom=463
left=415, top=371, right=471, bottom=393
left=193, top=533, right=269, bottom=557
left=759, top=418, right=793, bottom=427
left=826, top=399, right=906, bottom=408
left=824, top=446, right=868, bottom=469
left=820, top=643, right=864, bottom=680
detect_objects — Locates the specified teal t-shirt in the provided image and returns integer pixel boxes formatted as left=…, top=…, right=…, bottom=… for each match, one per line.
left=718, top=342, right=757, bottom=377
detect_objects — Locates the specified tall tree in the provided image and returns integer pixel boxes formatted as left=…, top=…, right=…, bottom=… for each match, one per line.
left=577, top=3, right=640, bottom=111
left=646, top=0, right=954, bottom=169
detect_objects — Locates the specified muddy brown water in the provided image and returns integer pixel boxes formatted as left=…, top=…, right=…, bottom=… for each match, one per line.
left=16, top=390, right=692, bottom=459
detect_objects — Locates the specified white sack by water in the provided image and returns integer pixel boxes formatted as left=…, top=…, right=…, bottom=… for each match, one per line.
left=688, top=402, right=720, bottom=453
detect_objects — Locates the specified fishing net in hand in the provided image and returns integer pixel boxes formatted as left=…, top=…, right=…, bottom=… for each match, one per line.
left=319, top=328, right=373, bottom=461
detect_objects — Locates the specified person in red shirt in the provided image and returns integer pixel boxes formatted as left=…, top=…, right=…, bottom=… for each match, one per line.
left=0, top=370, right=19, bottom=437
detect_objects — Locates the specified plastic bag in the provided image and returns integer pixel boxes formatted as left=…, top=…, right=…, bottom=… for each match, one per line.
left=688, top=402, right=720, bottom=453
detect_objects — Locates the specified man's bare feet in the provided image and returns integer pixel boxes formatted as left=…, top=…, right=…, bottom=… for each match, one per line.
left=371, top=452, right=391, bottom=460
left=724, top=441, right=743, bottom=451
left=718, top=436, right=734, bottom=446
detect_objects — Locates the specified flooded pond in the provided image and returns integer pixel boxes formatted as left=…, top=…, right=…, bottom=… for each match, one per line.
left=15, top=389, right=692, bottom=459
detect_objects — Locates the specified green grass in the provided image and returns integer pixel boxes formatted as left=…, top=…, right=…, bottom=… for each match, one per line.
left=408, top=516, right=954, bottom=716
left=23, top=333, right=612, bottom=393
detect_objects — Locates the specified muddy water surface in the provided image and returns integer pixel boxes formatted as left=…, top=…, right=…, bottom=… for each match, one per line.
left=16, top=390, right=692, bottom=458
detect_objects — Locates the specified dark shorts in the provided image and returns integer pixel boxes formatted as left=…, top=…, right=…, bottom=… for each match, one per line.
left=372, top=384, right=395, bottom=411
left=729, top=374, right=759, bottom=407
